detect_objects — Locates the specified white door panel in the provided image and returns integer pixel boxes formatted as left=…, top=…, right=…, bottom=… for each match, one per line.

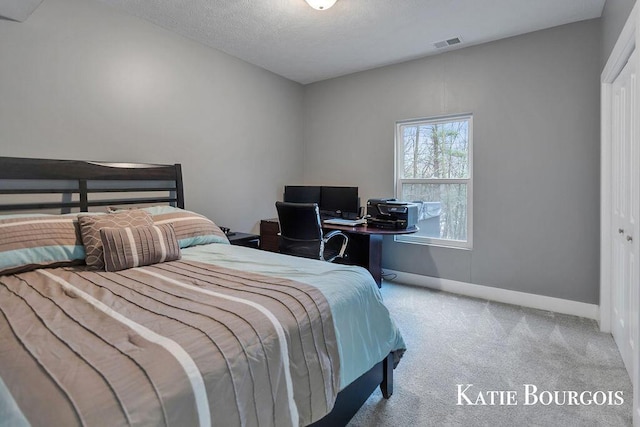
left=610, top=51, right=638, bottom=381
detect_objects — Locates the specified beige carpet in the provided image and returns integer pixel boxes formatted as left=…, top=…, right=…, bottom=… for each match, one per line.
left=348, top=282, right=633, bottom=426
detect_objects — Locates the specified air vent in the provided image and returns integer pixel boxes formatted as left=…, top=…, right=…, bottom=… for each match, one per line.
left=433, top=37, right=462, bottom=49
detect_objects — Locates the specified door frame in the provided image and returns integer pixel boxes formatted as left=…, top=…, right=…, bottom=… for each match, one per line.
left=601, top=2, right=638, bottom=334
left=600, top=2, right=639, bottom=425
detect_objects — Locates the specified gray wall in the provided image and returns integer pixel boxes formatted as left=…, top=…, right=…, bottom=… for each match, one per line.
left=302, top=20, right=602, bottom=304
left=0, top=0, right=608, bottom=304
left=601, top=0, right=637, bottom=65
left=0, top=0, right=305, bottom=233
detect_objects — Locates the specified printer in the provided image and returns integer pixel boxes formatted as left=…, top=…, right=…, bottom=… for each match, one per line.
left=367, top=199, right=419, bottom=229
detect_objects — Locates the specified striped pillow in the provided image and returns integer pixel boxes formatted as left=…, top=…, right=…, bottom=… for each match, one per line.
left=140, top=206, right=229, bottom=248
left=78, top=210, right=153, bottom=270
left=100, top=223, right=181, bottom=272
left=0, top=214, right=85, bottom=275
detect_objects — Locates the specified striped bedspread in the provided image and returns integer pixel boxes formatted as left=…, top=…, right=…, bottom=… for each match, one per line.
left=0, top=261, right=340, bottom=427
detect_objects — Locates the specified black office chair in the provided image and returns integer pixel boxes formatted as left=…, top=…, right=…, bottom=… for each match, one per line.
left=275, top=201, right=349, bottom=262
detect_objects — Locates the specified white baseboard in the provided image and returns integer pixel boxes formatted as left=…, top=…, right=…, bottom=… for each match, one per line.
left=384, top=269, right=600, bottom=321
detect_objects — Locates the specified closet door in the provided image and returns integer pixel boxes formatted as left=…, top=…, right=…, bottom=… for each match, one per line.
left=610, top=50, right=638, bottom=377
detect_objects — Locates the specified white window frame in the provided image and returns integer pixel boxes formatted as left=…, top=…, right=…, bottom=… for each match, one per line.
left=394, top=113, right=473, bottom=249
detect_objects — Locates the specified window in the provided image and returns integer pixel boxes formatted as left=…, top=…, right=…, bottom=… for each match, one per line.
left=395, top=114, right=473, bottom=248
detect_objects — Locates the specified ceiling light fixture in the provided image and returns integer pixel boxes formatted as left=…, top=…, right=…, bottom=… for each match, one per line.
left=304, top=0, right=337, bottom=11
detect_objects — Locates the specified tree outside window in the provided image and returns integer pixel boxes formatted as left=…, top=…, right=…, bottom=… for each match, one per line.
left=395, top=114, right=473, bottom=248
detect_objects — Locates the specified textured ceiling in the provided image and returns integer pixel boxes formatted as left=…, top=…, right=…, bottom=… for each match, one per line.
left=96, top=0, right=606, bottom=84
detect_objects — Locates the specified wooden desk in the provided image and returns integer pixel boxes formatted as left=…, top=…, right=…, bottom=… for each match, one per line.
left=259, top=218, right=280, bottom=252
left=258, top=217, right=417, bottom=287
left=323, top=223, right=418, bottom=287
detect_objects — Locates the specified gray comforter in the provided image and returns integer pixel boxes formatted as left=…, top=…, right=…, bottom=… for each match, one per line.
left=0, top=261, right=340, bottom=427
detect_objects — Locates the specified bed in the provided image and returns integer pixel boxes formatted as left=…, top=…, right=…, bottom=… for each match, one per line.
left=0, top=157, right=405, bottom=427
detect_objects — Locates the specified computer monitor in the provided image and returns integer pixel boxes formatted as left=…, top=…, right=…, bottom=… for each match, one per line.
left=320, top=186, right=359, bottom=218
left=283, top=185, right=321, bottom=204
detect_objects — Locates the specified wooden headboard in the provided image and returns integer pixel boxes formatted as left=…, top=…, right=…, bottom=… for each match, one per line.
left=0, top=157, right=184, bottom=213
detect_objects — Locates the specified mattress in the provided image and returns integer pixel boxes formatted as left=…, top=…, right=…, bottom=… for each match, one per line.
left=182, top=243, right=406, bottom=390
left=0, top=243, right=405, bottom=427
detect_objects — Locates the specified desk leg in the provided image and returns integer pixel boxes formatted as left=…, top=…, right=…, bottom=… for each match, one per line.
left=339, top=232, right=384, bottom=288
left=368, top=234, right=383, bottom=288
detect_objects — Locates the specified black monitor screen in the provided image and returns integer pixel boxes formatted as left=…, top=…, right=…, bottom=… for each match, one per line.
left=320, top=186, right=359, bottom=216
left=283, top=186, right=321, bottom=204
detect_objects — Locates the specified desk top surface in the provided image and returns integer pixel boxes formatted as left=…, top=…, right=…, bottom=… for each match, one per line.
left=322, top=222, right=419, bottom=235
left=263, top=217, right=418, bottom=235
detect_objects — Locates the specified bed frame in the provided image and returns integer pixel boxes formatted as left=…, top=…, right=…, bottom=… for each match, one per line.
left=0, top=156, right=394, bottom=426
left=0, top=157, right=184, bottom=212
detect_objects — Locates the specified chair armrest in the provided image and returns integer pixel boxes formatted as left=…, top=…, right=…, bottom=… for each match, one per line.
left=322, top=230, right=349, bottom=262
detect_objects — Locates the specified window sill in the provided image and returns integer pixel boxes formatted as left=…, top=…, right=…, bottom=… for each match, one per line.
left=394, top=235, right=472, bottom=250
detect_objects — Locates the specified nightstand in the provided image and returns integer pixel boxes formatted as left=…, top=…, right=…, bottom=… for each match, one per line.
left=227, top=232, right=260, bottom=249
